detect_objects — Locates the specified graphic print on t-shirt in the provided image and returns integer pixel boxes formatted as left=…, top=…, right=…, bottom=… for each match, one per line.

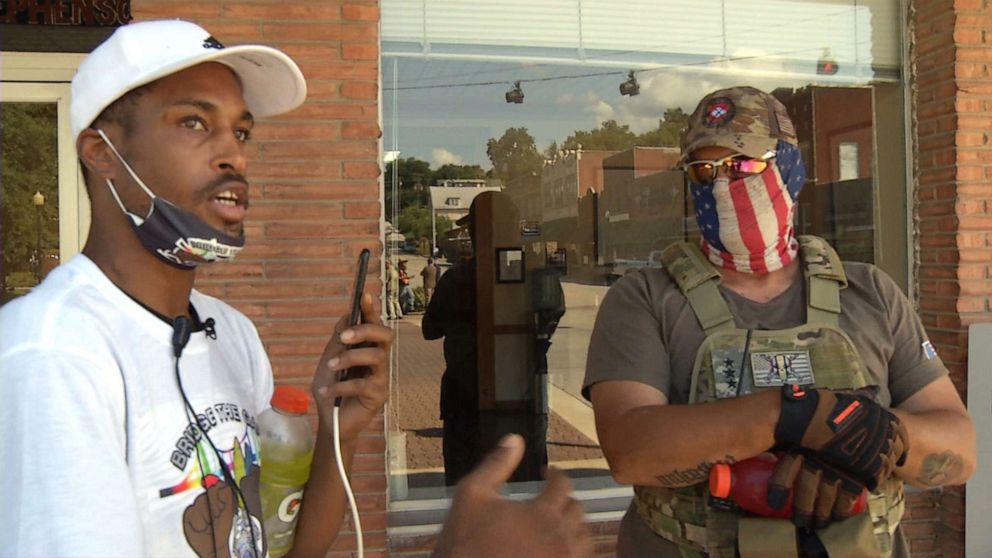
left=159, top=401, right=264, bottom=558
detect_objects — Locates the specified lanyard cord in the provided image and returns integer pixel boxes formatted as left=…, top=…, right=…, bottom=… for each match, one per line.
left=174, top=354, right=260, bottom=557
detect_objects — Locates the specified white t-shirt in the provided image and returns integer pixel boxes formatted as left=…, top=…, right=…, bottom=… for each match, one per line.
left=0, top=255, right=274, bottom=557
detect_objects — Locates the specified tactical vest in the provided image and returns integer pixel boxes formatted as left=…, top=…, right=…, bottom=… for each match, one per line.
left=633, top=236, right=905, bottom=558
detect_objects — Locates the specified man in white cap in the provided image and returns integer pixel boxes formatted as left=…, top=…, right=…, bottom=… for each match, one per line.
left=0, top=20, right=592, bottom=558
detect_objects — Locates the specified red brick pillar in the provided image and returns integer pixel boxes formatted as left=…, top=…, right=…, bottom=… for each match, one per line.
left=911, top=0, right=990, bottom=556
left=131, top=2, right=385, bottom=556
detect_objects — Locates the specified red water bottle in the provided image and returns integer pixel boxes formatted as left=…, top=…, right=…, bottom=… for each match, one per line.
left=709, top=453, right=868, bottom=518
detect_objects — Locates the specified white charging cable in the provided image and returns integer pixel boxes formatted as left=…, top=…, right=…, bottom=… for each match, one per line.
left=332, top=406, right=363, bottom=558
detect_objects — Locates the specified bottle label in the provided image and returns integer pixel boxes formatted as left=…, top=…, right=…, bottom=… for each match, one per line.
left=277, top=490, right=305, bottom=523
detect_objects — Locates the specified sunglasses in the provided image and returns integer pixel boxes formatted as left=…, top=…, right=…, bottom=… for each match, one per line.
left=683, top=154, right=772, bottom=185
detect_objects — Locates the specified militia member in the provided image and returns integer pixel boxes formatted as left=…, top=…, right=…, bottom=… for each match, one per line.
left=585, top=86, right=976, bottom=557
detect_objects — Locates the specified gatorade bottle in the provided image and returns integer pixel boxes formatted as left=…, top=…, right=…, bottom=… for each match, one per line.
left=709, top=453, right=868, bottom=518
left=259, top=386, right=315, bottom=558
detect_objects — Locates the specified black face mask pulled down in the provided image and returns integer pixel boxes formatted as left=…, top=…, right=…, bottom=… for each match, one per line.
left=96, top=129, right=245, bottom=269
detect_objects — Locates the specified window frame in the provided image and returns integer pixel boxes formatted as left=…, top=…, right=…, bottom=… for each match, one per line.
left=2, top=52, right=89, bottom=262
left=379, top=0, right=915, bottom=530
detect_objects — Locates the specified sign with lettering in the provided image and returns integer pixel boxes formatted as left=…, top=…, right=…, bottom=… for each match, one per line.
left=1, top=0, right=131, bottom=26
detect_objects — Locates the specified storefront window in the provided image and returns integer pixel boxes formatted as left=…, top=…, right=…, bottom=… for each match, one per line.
left=2, top=56, right=91, bottom=306
left=1, top=102, right=60, bottom=304
left=381, top=0, right=908, bottom=507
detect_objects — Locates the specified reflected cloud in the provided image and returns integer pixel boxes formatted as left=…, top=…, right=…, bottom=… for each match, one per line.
left=576, top=50, right=814, bottom=133
left=431, top=147, right=465, bottom=166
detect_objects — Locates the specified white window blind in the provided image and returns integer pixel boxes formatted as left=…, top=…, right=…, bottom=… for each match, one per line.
left=382, top=0, right=901, bottom=79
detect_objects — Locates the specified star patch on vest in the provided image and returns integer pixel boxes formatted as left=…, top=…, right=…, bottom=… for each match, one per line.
left=702, top=97, right=735, bottom=127
left=711, top=347, right=748, bottom=398
left=750, top=350, right=814, bottom=387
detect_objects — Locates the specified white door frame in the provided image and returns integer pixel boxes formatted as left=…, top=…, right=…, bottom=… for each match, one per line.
left=1, top=52, right=89, bottom=260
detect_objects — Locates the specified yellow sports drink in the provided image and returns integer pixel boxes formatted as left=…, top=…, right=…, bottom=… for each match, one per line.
left=259, top=386, right=315, bottom=558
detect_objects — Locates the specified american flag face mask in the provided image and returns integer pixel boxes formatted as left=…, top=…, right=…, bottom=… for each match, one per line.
left=690, top=140, right=806, bottom=274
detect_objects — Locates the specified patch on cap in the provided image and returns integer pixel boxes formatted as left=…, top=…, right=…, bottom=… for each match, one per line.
left=203, top=36, right=225, bottom=50
left=703, top=97, right=736, bottom=127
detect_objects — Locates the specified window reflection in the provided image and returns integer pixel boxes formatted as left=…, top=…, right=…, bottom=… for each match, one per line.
left=1, top=102, right=60, bottom=306
left=384, top=84, right=888, bottom=500
left=382, top=0, right=903, bottom=499
left=786, top=86, right=875, bottom=264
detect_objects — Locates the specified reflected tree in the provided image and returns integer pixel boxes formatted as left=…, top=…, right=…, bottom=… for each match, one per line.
left=557, top=109, right=690, bottom=152
left=385, top=156, right=432, bottom=219
left=486, top=127, right=543, bottom=184
left=385, top=156, right=481, bottom=241
left=1, top=103, right=59, bottom=293
left=398, top=204, right=453, bottom=246
left=637, top=108, right=690, bottom=147
left=562, top=120, right=637, bottom=151
left=434, top=163, right=486, bottom=182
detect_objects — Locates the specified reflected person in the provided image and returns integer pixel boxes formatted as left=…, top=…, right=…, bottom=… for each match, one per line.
left=421, top=257, right=438, bottom=305
left=398, top=258, right=414, bottom=313
left=385, top=258, right=403, bottom=320
left=422, top=208, right=481, bottom=485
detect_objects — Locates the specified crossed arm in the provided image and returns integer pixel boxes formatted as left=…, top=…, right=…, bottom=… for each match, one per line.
left=590, top=375, right=975, bottom=490
left=890, top=377, right=976, bottom=489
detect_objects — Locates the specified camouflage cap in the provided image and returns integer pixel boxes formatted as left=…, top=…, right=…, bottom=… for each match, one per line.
left=680, top=86, right=797, bottom=163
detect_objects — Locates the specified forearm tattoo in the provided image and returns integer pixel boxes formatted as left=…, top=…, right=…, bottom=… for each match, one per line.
left=655, top=455, right=736, bottom=486
left=917, top=451, right=965, bottom=487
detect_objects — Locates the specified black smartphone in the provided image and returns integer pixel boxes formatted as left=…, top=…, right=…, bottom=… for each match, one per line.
left=336, top=249, right=371, bottom=405
left=348, top=249, right=371, bottom=328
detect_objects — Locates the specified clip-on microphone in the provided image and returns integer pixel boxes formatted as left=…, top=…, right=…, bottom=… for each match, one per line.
left=172, top=315, right=192, bottom=358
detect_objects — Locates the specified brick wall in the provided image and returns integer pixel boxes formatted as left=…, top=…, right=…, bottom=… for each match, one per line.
left=131, top=1, right=385, bottom=556
left=911, top=0, right=991, bottom=556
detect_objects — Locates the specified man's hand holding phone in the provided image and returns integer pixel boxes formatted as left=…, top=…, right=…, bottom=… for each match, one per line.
left=311, top=252, right=394, bottom=442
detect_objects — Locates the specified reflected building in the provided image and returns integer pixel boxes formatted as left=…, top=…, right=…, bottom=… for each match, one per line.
left=595, top=148, right=682, bottom=270
left=505, top=146, right=687, bottom=283
left=503, top=172, right=542, bottom=224
left=503, top=149, right=616, bottom=281
left=429, top=183, right=502, bottom=259
left=541, top=150, right=615, bottom=262
left=775, top=86, right=876, bottom=264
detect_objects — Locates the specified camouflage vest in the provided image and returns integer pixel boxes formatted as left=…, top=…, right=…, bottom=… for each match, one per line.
left=633, top=236, right=905, bottom=558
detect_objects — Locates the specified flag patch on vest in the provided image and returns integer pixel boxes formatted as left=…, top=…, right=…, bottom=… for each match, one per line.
left=750, top=350, right=814, bottom=387
left=922, top=340, right=937, bottom=360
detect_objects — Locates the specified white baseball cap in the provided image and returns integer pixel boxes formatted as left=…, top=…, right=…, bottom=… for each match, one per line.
left=71, top=19, right=307, bottom=141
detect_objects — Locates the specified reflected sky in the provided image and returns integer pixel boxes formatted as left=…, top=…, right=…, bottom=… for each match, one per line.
left=384, top=57, right=854, bottom=167
left=381, top=0, right=900, bottom=168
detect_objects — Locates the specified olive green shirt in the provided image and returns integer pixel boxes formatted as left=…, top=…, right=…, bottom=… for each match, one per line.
left=584, top=261, right=946, bottom=557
